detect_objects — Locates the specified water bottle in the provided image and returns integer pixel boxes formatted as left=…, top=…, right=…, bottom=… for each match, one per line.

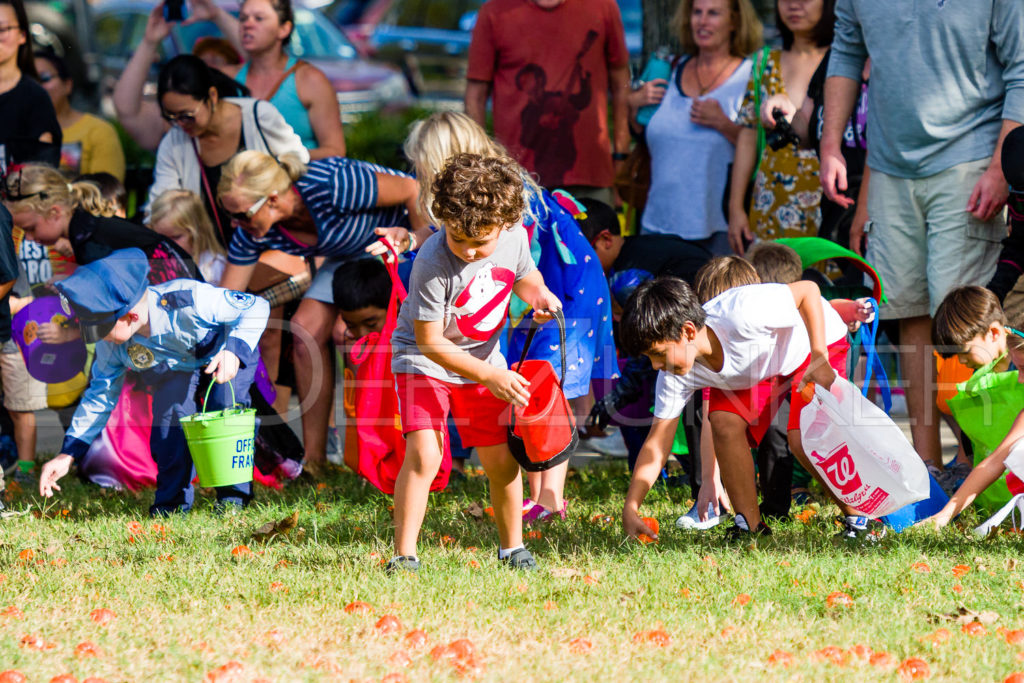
left=637, top=47, right=672, bottom=126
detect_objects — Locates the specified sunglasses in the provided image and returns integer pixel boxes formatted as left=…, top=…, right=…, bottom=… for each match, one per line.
left=160, top=104, right=203, bottom=125
left=223, top=195, right=270, bottom=223
left=0, top=167, right=48, bottom=202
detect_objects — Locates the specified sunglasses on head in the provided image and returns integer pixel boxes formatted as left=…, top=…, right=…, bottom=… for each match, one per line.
left=1008, top=326, right=1024, bottom=339
left=0, top=167, right=48, bottom=202
left=222, top=195, right=270, bottom=222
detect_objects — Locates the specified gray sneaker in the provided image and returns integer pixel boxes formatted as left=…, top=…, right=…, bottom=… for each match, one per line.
left=500, top=547, right=537, bottom=571
left=385, top=555, right=420, bottom=574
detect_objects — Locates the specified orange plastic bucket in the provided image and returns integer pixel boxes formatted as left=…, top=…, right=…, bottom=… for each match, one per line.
left=506, top=311, right=578, bottom=472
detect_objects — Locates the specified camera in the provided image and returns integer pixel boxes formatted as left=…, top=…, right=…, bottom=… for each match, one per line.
left=164, top=0, right=187, bottom=23
left=765, top=108, right=800, bottom=151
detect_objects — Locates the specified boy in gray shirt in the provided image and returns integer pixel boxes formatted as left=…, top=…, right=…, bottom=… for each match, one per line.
left=388, top=153, right=561, bottom=573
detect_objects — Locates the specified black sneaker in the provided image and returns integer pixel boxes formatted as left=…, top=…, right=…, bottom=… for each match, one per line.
left=833, top=516, right=886, bottom=543
left=500, top=547, right=537, bottom=571
left=724, top=513, right=772, bottom=542
left=385, top=555, right=421, bottom=574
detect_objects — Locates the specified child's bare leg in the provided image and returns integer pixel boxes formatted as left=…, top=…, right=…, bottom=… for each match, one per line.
left=709, top=410, right=761, bottom=528
left=526, top=470, right=540, bottom=503
left=533, top=462, right=567, bottom=512
left=476, top=443, right=523, bottom=550
left=393, top=429, right=445, bottom=557
left=788, top=429, right=859, bottom=517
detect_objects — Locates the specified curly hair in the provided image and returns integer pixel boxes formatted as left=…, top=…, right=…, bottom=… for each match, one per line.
left=430, top=153, right=524, bottom=239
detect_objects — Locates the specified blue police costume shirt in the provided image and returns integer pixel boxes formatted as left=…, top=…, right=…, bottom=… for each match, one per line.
left=60, top=279, right=270, bottom=460
left=226, top=157, right=411, bottom=265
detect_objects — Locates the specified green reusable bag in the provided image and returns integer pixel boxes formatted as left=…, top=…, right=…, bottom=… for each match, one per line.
left=947, top=357, right=1020, bottom=512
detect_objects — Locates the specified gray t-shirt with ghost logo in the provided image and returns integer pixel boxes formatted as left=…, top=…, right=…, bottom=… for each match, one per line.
left=391, top=226, right=536, bottom=384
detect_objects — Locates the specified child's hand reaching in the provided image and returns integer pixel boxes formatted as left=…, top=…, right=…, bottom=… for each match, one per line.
left=623, top=507, right=658, bottom=541
left=206, top=350, right=240, bottom=384
left=483, top=367, right=531, bottom=407
left=39, top=454, right=74, bottom=498
left=797, top=360, right=837, bottom=394
left=531, top=289, right=562, bottom=324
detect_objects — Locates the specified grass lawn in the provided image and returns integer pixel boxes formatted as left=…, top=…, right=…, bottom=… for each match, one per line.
left=1, top=461, right=1022, bottom=682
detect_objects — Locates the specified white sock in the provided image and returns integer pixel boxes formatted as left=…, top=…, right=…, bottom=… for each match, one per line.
left=498, top=544, right=525, bottom=560
left=846, top=516, right=868, bottom=529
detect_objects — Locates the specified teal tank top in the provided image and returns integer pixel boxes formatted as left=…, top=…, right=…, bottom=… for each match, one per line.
left=237, top=56, right=317, bottom=151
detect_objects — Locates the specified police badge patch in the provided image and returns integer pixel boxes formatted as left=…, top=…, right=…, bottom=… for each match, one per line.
left=224, top=290, right=257, bottom=310
left=127, top=344, right=156, bottom=370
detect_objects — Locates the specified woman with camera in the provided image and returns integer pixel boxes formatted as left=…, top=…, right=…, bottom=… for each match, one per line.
left=630, top=0, right=762, bottom=256
left=727, top=0, right=834, bottom=254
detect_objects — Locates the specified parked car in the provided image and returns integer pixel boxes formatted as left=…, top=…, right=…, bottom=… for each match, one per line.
left=340, top=0, right=642, bottom=106
left=91, top=0, right=411, bottom=122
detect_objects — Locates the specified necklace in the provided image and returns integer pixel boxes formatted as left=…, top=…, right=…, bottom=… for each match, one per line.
left=694, top=55, right=733, bottom=95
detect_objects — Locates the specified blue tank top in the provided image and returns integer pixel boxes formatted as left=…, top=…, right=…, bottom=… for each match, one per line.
left=237, top=56, right=317, bottom=150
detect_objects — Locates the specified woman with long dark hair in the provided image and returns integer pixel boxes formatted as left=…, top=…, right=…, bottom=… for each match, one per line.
left=0, top=0, right=61, bottom=170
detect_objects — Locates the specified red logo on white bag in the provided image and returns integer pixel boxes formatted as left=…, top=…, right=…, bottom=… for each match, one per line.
left=810, top=443, right=863, bottom=496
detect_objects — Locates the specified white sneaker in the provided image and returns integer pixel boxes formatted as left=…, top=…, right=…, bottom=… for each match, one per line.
left=675, top=503, right=721, bottom=530
left=579, top=429, right=629, bottom=458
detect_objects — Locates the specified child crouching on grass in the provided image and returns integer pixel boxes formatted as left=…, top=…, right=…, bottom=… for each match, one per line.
left=387, top=154, right=561, bottom=572
left=926, top=286, right=1024, bottom=528
left=619, top=275, right=853, bottom=542
left=38, top=248, right=269, bottom=514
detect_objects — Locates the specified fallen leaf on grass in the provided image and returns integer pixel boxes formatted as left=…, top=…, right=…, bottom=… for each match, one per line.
left=732, top=593, right=752, bottom=607
left=251, top=510, right=300, bottom=543
left=464, top=502, right=484, bottom=519
left=930, top=607, right=1000, bottom=626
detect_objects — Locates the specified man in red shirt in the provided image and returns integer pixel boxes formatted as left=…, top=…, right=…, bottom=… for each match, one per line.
left=465, top=0, right=631, bottom=205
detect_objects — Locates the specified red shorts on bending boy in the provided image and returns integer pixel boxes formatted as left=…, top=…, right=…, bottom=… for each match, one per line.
left=395, top=373, right=508, bottom=447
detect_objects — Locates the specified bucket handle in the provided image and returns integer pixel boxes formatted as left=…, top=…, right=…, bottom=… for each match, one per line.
left=198, top=376, right=238, bottom=415
left=514, top=308, right=567, bottom=389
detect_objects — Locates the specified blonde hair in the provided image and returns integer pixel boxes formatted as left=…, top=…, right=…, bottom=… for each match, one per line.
left=217, top=150, right=307, bottom=203
left=672, top=0, right=763, bottom=58
left=404, top=111, right=543, bottom=224
left=3, top=164, right=117, bottom=218
left=694, top=255, right=759, bottom=303
left=149, top=189, right=224, bottom=257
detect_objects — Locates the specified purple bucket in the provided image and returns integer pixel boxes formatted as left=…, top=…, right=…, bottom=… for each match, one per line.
left=12, top=297, right=87, bottom=383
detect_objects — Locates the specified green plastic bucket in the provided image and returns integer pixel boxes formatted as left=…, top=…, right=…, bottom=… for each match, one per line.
left=181, top=380, right=256, bottom=488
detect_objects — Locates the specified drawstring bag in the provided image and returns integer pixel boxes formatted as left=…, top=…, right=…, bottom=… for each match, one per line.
left=506, top=309, right=578, bottom=472
left=946, top=356, right=1019, bottom=512
left=344, top=241, right=450, bottom=494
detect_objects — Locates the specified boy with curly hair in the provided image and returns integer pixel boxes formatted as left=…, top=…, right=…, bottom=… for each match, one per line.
left=387, top=153, right=561, bottom=572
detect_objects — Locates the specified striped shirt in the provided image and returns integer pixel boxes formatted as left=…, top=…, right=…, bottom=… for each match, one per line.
left=227, top=157, right=411, bottom=265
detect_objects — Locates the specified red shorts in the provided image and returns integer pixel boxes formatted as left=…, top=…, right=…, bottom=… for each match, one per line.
left=394, top=373, right=508, bottom=448
left=706, top=339, right=849, bottom=447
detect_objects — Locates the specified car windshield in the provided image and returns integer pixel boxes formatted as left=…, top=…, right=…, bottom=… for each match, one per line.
left=175, top=7, right=358, bottom=59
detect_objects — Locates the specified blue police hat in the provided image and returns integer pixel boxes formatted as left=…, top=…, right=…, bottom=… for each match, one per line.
left=54, top=248, right=151, bottom=343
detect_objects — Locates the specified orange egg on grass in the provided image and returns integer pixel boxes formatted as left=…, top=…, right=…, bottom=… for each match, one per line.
left=404, top=629, right=428, bottom=648
left=375, top=615, right=403, bottom=635
left=344, top=601, right=373, bottom=615
left=0, top=671, right=26, bottom=683
left=89, top=608, right=116, bottom=625
left=897, top=657, right=930, bottom=680
left=568, top=637, right=593, bottom=654
left=638, top=517, right=659, bottom=544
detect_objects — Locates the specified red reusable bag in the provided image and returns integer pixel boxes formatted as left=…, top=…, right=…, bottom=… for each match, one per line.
left=343, top=242, right=450, bottom=493
left=507, top=310, right=578, bottom=472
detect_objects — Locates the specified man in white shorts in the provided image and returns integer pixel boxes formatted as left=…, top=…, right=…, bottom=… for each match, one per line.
left=820, top=0, right=1024, bottom=472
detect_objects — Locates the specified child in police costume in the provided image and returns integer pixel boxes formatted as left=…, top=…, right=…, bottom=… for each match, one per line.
left=38, top=248, right=270, bottom=514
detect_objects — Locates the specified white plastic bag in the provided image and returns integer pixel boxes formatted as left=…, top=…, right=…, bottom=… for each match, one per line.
left=799, top=377, right=929, bottom=518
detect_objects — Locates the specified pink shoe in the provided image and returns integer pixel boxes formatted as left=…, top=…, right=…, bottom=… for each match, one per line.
left=522, top=498, right=536, bottom=515
left=523, top=500, right=568, bottom=526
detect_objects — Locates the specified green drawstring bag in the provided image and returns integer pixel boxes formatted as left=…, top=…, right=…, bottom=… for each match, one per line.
left=947, top=356, right=1020, bottom=512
